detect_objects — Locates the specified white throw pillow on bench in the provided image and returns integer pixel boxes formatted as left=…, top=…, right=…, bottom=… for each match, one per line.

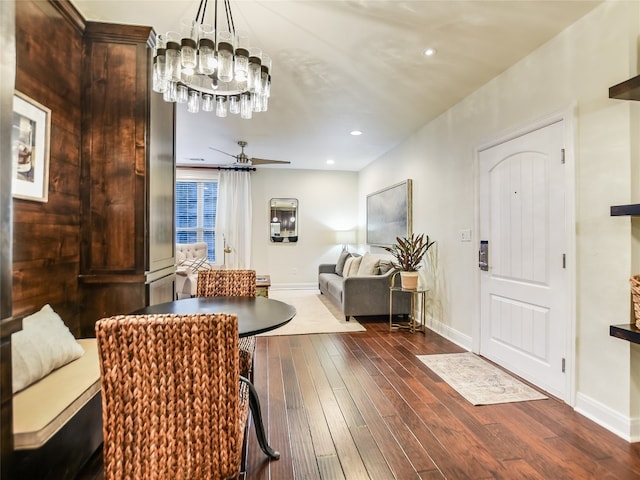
left=12, top=304, right=85, bottom=393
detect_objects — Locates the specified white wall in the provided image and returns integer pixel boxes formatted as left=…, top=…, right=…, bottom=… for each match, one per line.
left=359, top=0, right=640, bottom=440
left=250, top=168, right=359, bottom=288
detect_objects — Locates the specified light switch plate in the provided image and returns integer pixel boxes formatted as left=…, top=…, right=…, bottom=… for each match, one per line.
left=460, top=229, right=472, bottom=242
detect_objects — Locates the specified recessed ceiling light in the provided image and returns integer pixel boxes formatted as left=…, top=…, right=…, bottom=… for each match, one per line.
left=350, top=130, right=363, bottom=136
left=424, top=48, right=436, bottom=57
left=326, top=159, right=335, bottom=165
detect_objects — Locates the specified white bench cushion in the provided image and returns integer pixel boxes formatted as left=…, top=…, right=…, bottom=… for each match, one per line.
left=13, top=339, right=100, bottom=450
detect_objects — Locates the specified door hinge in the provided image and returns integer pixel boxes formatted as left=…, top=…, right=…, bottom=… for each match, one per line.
left=562, top=358, right=566, bottom=373
left=561, top=148, right=565, bottom=164
left=562, top=254, right=566, bottom=269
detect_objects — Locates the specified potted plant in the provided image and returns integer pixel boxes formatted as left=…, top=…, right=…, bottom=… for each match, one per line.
left=383, top=233, right=435, bottom=289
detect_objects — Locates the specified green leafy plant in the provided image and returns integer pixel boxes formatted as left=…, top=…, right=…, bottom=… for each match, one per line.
left=383, top=233, right=435, bottom=272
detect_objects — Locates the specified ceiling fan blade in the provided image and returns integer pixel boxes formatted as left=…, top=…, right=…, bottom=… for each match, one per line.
left=208, top=146, right=238, bottom=159
left=250, top=157, right=291, bottom=165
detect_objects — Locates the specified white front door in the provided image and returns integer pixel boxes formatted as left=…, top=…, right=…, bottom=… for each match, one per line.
left=479, top=120, right=568, bottom=400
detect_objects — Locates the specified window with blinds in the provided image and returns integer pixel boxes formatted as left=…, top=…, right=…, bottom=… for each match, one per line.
left=175, top=180, right=217, bottom=261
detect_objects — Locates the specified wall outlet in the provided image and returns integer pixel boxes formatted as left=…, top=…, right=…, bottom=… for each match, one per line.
left=460, top=229, right=472, bottom=242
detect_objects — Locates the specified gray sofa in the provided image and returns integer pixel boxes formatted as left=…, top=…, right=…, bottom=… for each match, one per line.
left=318, top=253, right=411, bottom=321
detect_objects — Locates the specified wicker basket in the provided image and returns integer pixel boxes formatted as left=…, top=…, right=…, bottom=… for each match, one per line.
left=629, top=275, right=640, bottom=328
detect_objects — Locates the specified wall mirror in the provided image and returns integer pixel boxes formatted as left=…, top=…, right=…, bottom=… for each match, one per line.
left=270, top=198, right=298, bottom=243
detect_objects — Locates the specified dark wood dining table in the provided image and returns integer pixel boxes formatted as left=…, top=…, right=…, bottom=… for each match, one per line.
left=132, top=295, right=297, bottom=460
left=133, top=296, right=296, bottom=337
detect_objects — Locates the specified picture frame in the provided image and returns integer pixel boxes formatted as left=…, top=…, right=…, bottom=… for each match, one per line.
left=11, top=91, right=51, bottom=202
left=366, top=179, right=413, bottom=246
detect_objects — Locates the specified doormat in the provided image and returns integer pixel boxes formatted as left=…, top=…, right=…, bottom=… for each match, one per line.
left=417, top=352, right=548, bottom=405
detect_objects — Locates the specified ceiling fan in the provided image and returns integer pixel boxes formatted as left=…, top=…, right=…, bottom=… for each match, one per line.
left=209, top=140, right=291, bottom=167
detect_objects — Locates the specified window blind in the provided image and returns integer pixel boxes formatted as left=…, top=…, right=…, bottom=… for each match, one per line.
left=175, top=180, right=217, bottom=261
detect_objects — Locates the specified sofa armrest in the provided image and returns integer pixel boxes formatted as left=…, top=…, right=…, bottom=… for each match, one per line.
left=319, top=263, right=336, bottom=274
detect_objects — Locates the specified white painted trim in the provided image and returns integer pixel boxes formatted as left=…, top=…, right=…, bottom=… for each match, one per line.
left=575, top=392, right=640, bottom=443
left=176, top=167, right=220, bottom=182
left=426, top=319, right=472, bottom=351
left=473, top=105, right=578, bottom=406
left=270, top=282, right=318, bottom=291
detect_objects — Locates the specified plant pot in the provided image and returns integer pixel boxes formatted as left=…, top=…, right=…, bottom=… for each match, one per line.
left=400, top=271, right=419, bottom=290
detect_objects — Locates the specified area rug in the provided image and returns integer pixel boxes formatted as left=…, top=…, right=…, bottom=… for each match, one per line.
left=258, top=289, right=366, bottom=336
left=417, top=352, right=547, bottom=405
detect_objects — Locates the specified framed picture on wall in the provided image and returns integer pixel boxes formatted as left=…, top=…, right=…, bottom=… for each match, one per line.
left=366, top=179, right=413, bottom=246
left=11, top=91, right=51, bottom=202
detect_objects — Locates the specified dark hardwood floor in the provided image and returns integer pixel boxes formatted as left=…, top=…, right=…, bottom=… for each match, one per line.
left=78, top=317, right=640, bottom=479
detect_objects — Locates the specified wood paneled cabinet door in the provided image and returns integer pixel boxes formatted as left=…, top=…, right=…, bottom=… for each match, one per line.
left=80, top=22, right=175, bottom=336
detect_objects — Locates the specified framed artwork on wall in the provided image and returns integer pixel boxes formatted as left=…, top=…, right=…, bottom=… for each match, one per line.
left=11, top=91, right=51, bottom=202
left=366, top=179, right=413, bottom=246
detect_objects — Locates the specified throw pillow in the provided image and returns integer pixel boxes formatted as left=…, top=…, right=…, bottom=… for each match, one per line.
left=335, top=249, right=351, bottom=276
left=379, top=260, right=393, bottom=274
left=12, top=304, right=85, bottom=393
left=344, top=256, right=362, bottom=277
left=356, top=252, right=381, bottom=276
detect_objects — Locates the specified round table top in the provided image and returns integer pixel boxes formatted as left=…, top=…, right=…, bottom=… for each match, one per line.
left=132, top=296, right=296, bottom=337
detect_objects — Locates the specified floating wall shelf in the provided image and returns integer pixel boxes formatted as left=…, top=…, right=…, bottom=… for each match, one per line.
left=610, top=324, right=640, bottom=345
left=608, top=78, right=640, bottom=343
left=610, top=204, right=640, bottom=216
left=609, top=75, right=640, bottom=101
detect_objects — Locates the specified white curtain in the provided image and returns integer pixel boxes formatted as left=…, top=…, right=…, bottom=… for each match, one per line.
left=216, top=170, right=252, bottom=269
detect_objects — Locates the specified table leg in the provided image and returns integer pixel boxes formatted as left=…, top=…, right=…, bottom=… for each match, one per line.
left=240, top=376, right=280, bottom=460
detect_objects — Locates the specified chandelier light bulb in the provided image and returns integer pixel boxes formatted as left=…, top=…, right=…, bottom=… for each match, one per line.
left=216, top=96, right=228, bottom=117
left=202, top=93, right=214, bottom=111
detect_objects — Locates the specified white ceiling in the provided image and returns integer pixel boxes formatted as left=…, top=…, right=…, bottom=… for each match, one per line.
left=71, top=0, right=600, bottom=171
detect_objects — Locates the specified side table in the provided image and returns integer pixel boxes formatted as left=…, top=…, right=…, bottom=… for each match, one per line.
left=256, top=275, right=271, bottom=298
left=389, top=273, right=427, bottom=333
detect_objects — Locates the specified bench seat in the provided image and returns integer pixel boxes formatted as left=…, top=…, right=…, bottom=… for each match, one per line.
left=13, top=338, right=100, bottom=450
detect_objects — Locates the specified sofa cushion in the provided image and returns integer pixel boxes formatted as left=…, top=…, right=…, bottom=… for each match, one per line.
left=344, top=256, right=362, bottom=277
left=12, top=305, right=85, bottom=393
left=334, top=250, right=351, bottom=276
left=356, top=252, right=381, bottom=276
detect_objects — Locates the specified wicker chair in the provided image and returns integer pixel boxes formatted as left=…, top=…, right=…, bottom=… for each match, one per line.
left=96, top=313, right=249, bottom=480
left=197, top=270, right=257, bottom=378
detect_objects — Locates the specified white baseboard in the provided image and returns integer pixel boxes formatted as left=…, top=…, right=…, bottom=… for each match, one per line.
left=426, top=318, right=472, bottom=351
left=575, top=392, right=640, bottom=442
left=270, top=282, right=317, bottom=291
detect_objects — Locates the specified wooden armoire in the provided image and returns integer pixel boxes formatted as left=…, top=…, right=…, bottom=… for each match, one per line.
left=79, top=22, right=176, bottom=336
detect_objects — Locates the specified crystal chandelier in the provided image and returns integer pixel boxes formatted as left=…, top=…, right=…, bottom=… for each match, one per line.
left=151, top=0, right=271, bottom=119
